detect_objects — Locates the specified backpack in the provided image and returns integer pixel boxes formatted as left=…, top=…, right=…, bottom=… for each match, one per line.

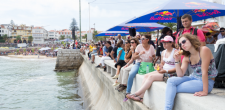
left=178, top=28, right=198, bottom=37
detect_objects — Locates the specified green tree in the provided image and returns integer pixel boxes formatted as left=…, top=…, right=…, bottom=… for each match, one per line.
left=23, top=49, right=26, bottom=52
left=32, top=49, right=34, bottom=53
left=159, top=23, right=177, bottom=31
left=28, top=36, right=33, bottom=43
left=2, top=34, right=8, bottom=41
left=17, top=49, right=19, bottom=53
left=92, top=30, right=99, bottom=41
left=69, top=18, right=79, bottom=31
left=83, top=34, right=87, bottom=42
left=16, top=36, right=21, bottom=42
left=60, top=35, right=65, bottom=40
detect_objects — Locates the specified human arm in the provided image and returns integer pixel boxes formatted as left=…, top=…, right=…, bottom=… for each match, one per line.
left=174, top=48, right=189, bottom=77
left=124, top=58, right=134, bottom=68
left=125, top=50, right=132, bottom=59
left=110, top=51, right=116, bottom=62
left=194, top=47, right=211, bottom=96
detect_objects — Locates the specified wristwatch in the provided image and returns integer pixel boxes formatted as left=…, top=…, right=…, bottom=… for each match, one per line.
left=175, top=61, right=180, bottom=64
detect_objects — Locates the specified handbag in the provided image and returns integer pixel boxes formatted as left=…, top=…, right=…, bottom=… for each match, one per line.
left=138, top=62, right=154, bottom=75
left=163, top=73, right=177, bottom=83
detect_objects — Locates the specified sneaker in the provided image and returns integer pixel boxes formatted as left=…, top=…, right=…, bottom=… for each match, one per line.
left=112, top=75, right=119, bottom=79
left=112, top=82, right=120, bottom=86
left=104, top=67, right=107, bottom=71
left=96, top=65, right=101, bottom=68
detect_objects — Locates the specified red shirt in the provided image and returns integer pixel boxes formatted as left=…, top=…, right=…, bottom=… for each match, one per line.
left=175, top=26, right=205, bottom=44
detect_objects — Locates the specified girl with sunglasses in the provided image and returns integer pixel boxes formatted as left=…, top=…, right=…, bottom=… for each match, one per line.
left=165, top=33, right=218, bottom=110
left=116, top=38, right=140, bottom=92
left=113, top=40, right=132, bottom=86
left=126, top=36, right=176, bottom=102
left=125, top=35, right=155, bottom=98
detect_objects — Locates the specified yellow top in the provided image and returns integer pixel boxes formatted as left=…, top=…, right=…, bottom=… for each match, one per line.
left=89, top=45, right=93, bottom=52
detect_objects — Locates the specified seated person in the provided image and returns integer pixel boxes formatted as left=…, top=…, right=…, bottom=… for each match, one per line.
left=96, top=41, right=113, bottom=71
left=126, top=36, right=176, bottom=102
left=116, top=38, right=140, bottom=92
left=112, top=40, right=131, bottom=86
left=164, top=34, right=218, bottom=110
left=125, top=34, right=155, bottom=99
left=110, top=44, right=118, bottom=63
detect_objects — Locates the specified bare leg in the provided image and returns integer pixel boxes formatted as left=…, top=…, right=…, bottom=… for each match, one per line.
left=92, top=55, right=95, bottom=62
left=134, top=72, right=163, bottom=97
left=116, top=65, right=121, bottom=75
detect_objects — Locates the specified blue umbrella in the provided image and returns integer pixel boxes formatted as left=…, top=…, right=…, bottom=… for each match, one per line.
left=95, top=31, right=129, bottom=37
left=107, top=22, right=165, bottom=32
left=128, top=0, right=225, bottom=25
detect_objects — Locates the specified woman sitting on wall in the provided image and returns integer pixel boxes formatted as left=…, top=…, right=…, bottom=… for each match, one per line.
left=125, top=34, right=156, bottom=97
left=126, top=36, right=176, bottom=102
left=116, top=38, right=140, bottom=92
left=112, top=39, right=132, bottom=86
left=164, top=34, right=218, bottom=110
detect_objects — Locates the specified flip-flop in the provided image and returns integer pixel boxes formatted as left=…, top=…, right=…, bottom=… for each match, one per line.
left=131, top=96, right=143, bottom=103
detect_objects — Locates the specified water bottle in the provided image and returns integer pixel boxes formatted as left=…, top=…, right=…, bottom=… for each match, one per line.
left=146, top=65, right=149, bottom=74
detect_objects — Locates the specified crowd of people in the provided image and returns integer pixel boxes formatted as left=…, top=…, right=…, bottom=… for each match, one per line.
left=80, top=14, right=222, bottom=110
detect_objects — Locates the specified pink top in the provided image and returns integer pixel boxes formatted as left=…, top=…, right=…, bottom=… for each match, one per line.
left=135, top=44, right=155, bottom=63
left=175, top=27, right=205, bottom=44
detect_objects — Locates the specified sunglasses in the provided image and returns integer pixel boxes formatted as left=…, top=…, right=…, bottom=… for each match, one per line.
left=220, top=31, right=225, bottom=32
left=179, top=40, right=186, bottom=47
left=131, top=42, right=135, bottom=44
left=141, top=38, right=148, bottom=40
left=125, top=42, right=129, bottom=44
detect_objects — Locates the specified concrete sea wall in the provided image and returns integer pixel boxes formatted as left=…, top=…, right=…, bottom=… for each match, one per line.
left=55, top=49, right=83, bottom=71
left=78, top=53, right=148, bottom=110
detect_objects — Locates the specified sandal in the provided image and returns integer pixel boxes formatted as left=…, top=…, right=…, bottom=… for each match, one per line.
left=131, top=96, right=143, bottom=103
left=123, top=93, right=130, bottom=102
left=126, top=94, right=137, bottom=99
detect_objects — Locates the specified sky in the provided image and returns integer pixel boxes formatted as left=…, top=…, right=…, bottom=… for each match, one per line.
left=0, top=0, right=224, bottom=32
left=0, top=0, right=167, bottom=31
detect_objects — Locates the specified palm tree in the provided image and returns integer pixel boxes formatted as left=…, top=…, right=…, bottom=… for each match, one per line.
left=159, top=23, right=177, bottom=31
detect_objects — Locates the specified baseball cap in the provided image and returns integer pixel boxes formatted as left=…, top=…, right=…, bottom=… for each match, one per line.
left=161, top=35, right=174, bottom=42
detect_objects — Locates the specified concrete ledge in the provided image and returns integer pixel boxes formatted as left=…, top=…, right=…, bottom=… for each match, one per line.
left=85, top=52, right=225, bottom=110
left=79, top=53, right=149, bottom=110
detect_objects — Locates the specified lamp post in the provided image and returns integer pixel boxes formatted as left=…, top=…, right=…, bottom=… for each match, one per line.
left=88, top=0, right=96, bottom=32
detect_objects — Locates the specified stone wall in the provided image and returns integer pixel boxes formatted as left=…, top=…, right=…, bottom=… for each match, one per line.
left=55, top=49, right=83, bottom=71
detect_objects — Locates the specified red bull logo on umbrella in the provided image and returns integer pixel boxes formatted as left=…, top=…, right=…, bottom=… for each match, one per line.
left=155, top=11, right=174, bottom=16
left=186, top=2, right=205, bottom=5
left=121, top=27, right=129, bottom=30
left=193, top=9, right=207, bottom=13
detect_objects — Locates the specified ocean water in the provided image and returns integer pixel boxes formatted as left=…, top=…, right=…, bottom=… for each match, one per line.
left=0, top=56, right=83, bottom=110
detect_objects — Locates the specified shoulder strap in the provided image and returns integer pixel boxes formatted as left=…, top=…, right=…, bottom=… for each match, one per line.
left=194, top=28, right=198, bottom=35
left=179, top=29, right=184, bottom=37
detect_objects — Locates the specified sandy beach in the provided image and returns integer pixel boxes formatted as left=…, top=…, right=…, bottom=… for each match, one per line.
left=7, top=55, right=57, bottom=59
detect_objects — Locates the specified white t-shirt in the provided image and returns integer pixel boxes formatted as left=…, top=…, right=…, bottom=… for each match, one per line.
left=135, top=44, right=155, bottom=63
left=217, top=33, right=225, bottom=40
left=162, top=48, right=176, bottom=71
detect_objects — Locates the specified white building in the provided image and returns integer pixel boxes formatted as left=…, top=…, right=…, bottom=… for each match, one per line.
left=58, top=29, right=72, bottom=39
left=0, top=25, right=12, bottom=37
left=48, top=30, right=60, bottom=39
left=32, top=27, right=48, bottom=44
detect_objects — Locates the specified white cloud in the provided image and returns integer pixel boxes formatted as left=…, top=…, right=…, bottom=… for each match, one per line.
left=0, top=0, right=167, bottom=31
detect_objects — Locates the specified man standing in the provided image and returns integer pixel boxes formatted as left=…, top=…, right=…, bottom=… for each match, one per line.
left=217, top=27, right=225, bottom=40
left=117, top=34, right=124, bottom=44
left=176, top=14, right=206, bottom=46
left=96, top=41, right=113, bottom=71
